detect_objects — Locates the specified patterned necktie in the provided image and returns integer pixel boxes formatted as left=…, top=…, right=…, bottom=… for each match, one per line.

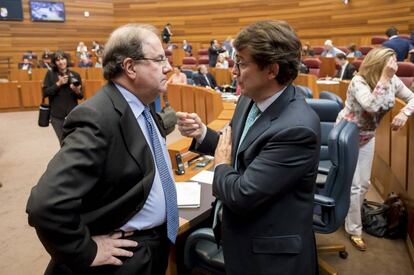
left=212, top=103, right=261, bottom=244
left=142, top=106, right=179, bottom=243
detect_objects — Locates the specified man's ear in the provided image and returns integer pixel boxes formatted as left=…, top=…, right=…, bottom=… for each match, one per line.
left=267, top=63, right=279, bottom=80
left=122, top=58, right=136, bottom=79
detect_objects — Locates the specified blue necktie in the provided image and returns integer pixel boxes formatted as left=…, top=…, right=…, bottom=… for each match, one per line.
left=212, top=103, right=261, bottom=239
left=142, top=106, right=179, bottom=243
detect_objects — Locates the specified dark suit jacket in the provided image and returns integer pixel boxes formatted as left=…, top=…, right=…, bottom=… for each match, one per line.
left=383, top=37, right=411, bottom=61
left=335, top=63, right=356, bottom=80
left=191, top=85, right=320, bottom=275
left=26, top=82, right=164, bottom=273
left=208, top=46, right=226, bottom=67
left=195, top=73, right=217, bottom=88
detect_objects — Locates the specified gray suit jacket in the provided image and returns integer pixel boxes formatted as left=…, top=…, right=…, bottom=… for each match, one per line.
left=27, top=82, right=164, bottom=273
left=191, top=85, right=321, bottom=275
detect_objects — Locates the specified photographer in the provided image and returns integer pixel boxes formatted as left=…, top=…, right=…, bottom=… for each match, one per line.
left=43, top=50, right=83, bottom=145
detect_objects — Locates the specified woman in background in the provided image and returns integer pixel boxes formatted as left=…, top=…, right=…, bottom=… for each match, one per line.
left=337, top=47, right=414, bottom=251
left=167, top=66, right=187, bottom=84
left=43, top=51, right=83, bottom=145
left=215, top=53, right=229, bottom=69
left=347, top=43, right=363, bottom=58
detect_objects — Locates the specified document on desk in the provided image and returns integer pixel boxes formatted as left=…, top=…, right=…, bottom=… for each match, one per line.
left=316, top=79, right=340, bottom=84
left=190, top=170, right=214, bottom=185
left=176, top=182, right=201, bottom=208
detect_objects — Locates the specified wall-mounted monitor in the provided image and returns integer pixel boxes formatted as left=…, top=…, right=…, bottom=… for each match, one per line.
left=0, top=0, right=23, bottom=21
left=30, top=1, right=65, bottom=22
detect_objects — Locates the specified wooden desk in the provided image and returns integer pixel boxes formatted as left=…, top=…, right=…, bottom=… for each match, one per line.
left=172, top=48, right=185, bottom=66
left=319, top=57, right=337, bottom=78
left=294, top=73, right=319, bottom=98
left=0, top=82, right=21, bottom=109
left=223, top=101, right=236, bottom=110
left=19, top=81, right=42, bottom=107
left=211, top=68, right=232, bottom=86
left=217, top=109, right=234, bottom=120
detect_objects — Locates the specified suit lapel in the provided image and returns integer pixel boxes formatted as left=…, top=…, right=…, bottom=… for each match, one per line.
left=103, top=82, right=153, bottom=173
left=236, top=85, right=297, bottom=155
left=232, top=96, right=252, bottom=163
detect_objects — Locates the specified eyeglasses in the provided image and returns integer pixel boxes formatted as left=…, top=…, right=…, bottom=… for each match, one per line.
left=233, top=59, right=253, bottom=72
left=137, top=56, right=170, bottom=66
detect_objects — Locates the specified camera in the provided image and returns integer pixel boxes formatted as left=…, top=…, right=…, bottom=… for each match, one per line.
left=60, top=69, right=80, bottom=87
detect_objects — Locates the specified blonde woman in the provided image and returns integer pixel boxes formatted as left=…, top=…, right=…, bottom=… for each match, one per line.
left=337, top=47, right=414, bottom=251
left=215, top=53, right=229, bottom=69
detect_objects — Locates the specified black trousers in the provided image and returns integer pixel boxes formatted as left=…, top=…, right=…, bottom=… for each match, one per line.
left=44, top=225, right=170, bottom=275
left=50, top=116, right=65, bottom=146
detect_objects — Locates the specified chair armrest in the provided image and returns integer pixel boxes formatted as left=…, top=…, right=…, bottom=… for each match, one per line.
left=314, top=194, right=336, bottom=207
left=184, top=228, right=216, bottom=268
left=318, top=166, right=329, bottom=175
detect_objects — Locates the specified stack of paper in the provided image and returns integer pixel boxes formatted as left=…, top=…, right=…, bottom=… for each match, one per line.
left=190, top=170, right=214, bottom=185
left=176, top=182, right=201, bottom=208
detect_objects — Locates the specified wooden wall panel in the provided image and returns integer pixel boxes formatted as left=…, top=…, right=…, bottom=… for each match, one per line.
left=113, top=0, right=414, bottom=48
left=0, top=0, right=114, bottom=76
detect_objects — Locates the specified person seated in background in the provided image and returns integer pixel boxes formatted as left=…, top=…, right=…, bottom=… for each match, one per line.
left=321, top=39, right=345, bottom=57
left=76, top=41, right=88, bottom=59
left=382, top=27, right=412, bottom=61
left=167, top=66, right=187, bottom=84
left=19, top=58, right=33, bottom=71
left=215, top=53, right=229, bottom=69
left=182, top=40, right=192, bottom=56
left=95, top=55, right=103, bottom=68
left=22, top=50, right=36, bottom=61
left=335, top=53, right=356, bottom=80
left=77, top=55, right=93, bottom=67
left=195, top=64, right=218, bottom=89
left=302, top=43, right=315, bottom=57
left=39, top=51, right=53, bottom=70
left=347, top=43, right=363, bottom=58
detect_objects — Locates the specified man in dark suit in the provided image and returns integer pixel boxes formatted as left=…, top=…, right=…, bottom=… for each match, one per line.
left=177, top=21, right=320, bottom=275
left=195, top=64, right=218, bottom=89
left=335, top=53, right=356, bottom=80
left=382, top=27, right=412, bottom=61
left=208, top=39, right=226, bottom=67
left=26, top=23, right=178, bottom=275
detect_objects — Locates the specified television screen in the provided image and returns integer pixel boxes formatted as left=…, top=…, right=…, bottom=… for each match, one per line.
left=0, top=0, right=23, bottom=21
left=30, top=1, right=65, bottom=22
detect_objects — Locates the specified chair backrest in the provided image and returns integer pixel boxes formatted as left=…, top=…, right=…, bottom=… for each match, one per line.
left=337, top=46, right=349, bottom=55
left=314, top=120, right=359, bottom=233
left=351, top=60, right=363, bottom=71
left=181, top=57, right=197, bottom=70
left=359, top=46, right=374, bottom=56
left=371, top=36, right=387, bottom=45
left=319, top=91, right=344, bottom=108
left=396, top=62, right=414, bottom=88
left=296, top=85, right=313, bottom=98
left=313, top=46, right=325, bottom=55
left=306, top=98, right=342, bottom=161
left=303, top=58, right=322, bottom=77
left=198, top=48, right=208, bottom=56
left=198, top=56, right=209, bottom=65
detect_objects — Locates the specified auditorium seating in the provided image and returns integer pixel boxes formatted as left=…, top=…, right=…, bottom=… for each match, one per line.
left=396, top=62, right=414, bottom=88
left=359, top=46, right=374, bottom=56
left=181, top=57, right=197, bottom=70
left=303, top=58, right=322, bottom=77
left=351, top=59, right=363, bottom=71
left=371, top=36, right=387, bottom=45
left=313, top=46, right=325, bottom=56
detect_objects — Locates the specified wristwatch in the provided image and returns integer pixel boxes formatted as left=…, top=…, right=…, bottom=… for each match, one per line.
left=402, top=109, right=411, bottom=117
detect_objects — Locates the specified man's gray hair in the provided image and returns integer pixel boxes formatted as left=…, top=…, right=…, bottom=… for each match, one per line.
left=103, top=24, right=158, bottom=80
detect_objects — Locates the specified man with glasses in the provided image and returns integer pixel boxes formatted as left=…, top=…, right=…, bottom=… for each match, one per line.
left=177, top=21, right=320, bottom=274
left=27, top=24, right=178, bottom=275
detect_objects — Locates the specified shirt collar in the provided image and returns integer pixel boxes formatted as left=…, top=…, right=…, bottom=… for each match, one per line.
left=114, top=83, right=145, bottom=119
left=256, top=86, right=287, bottom=113
left=390, top=35, right=398, bottom=40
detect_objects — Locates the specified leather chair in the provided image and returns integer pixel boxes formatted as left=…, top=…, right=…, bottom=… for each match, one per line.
left=198, top=56, right=210, bottom=65
left=198, top=48, right=209, bottom=56
left=371, top=36, right=387, bottom=45
left=337, top=46, right=349, bottom=55
left=305, top=99, right=342, bottom=176
left=319, top=91, right=344, bottom=109
left=351, top=59, right=363, bottom=71
left=181, top=57, right=197, bottom=70
left=296, top=85, right=313, bottom=98
left=359, top=46, right=373, bottom=56
left=303, top=58, right=322, bottom=77
left=396, top=62, right=414, bottom=88
left=183, top=119, right=359, bottom=275
left=313, top=46, right=325, bottom=56
left=314, top=119, right=359, bottom=275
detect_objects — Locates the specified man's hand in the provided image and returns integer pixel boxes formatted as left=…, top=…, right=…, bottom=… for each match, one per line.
left=91, top=231, right=138, bottom=267
left=176, top=112, right=205, bottom=140
left=391, top=111, right=408, bottom=131
left=214, top=126, right=232, bottom=166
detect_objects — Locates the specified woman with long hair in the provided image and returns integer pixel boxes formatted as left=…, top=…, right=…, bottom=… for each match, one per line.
left=337, top=47, right=414, bottom=251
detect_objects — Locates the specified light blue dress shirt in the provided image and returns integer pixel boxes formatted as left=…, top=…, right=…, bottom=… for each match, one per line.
left=115, top=83, right=173, bottom=231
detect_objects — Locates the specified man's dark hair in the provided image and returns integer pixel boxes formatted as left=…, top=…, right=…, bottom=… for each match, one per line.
left=103, top=24, right=157, bottom=80
left=51, top=50, right=70, bottom=72
left=335, top=53, right=347, bottom=60
left=233, top=20, right=301, bottom=85
left=385, top=27, right=398, bottom=38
